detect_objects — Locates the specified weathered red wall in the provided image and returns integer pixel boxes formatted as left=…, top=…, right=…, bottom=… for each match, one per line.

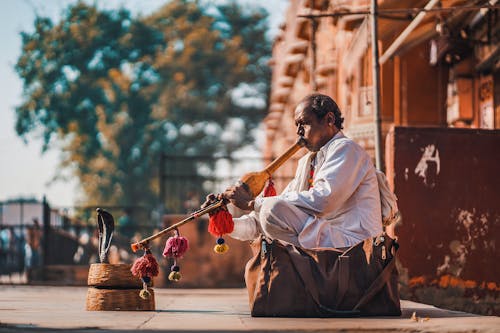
left=388, top=126, right=500, bottom=286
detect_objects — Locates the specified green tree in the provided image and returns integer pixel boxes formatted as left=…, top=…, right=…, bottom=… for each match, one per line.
left=15, top=0, right=271, bottom=212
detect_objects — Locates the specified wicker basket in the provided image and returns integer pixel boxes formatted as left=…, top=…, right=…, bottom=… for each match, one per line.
left=86, top=263, right=155, bottom=311
left=86, top=287, right=155, bottom=311
left=87, top=263, right=143, bottom=288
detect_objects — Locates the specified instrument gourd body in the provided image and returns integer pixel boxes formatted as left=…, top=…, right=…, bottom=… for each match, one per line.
left=240, top=137, right=306, bottom=198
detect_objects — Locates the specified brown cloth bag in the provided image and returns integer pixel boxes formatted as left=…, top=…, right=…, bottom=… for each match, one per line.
left=244, top=234, right=401, bottom=317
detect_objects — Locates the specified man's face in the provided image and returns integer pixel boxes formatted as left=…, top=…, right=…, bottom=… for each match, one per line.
left=294, top=102, right=335, bottom=152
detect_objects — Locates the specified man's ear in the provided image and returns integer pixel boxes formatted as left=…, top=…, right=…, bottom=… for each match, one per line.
left=326, top=112, right=335, bottom=126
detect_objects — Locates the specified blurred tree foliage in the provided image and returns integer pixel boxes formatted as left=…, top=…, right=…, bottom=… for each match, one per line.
left=15, top=0, right=271, bottom=211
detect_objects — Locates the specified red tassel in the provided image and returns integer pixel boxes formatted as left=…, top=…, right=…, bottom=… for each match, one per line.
left=263, top=177, right=277, bottom=197
left=163, top=235, right=189, bottom=258
left=208, top=208, right=234, bottom=237
left=131, top=249, right=159, bottom=278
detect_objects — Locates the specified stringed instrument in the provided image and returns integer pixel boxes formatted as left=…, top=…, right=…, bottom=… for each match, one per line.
left=131, top=137, right=306, bottom=252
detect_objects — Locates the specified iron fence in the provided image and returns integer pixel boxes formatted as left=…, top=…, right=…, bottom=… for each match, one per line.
left=0, top=154, right=295, bottom=284
left=159, top=153, right=294, bottom=214
left=0, top=199, right=155, bottom=283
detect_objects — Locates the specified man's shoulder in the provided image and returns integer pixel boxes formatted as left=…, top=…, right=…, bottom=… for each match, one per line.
left=326, top=135, right=371, bottom=160
left=327, top=134, right=359, bottom=151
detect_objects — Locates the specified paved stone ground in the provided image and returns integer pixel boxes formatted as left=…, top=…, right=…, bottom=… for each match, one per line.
left=0, top=285, right=499, bottom=332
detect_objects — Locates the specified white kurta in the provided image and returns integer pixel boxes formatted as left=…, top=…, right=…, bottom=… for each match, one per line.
left=230, top=132, right=382, bottom=248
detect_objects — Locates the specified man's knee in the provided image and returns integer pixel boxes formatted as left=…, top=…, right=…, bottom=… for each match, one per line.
left=259, top=198, right=291, bottom=235
left=259, top=198, right=287, bottom=220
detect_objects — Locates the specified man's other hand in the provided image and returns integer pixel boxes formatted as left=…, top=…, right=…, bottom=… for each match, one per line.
left=223, top=183, right=254, bottom=211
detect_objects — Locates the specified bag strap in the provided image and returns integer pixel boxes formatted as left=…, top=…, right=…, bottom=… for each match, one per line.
left=353, top=241, right=399, bottom=311
left=284, top=243, right=320, bottom=299
left=283, top=239, right=399, bottom=316
left=284, top=243, right=360, bottom=317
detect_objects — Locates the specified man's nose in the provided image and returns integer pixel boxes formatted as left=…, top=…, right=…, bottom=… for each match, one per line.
left=297, top=125, right=304, bottom=136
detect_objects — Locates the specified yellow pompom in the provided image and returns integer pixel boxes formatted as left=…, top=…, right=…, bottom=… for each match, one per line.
left=213, top=243, right=229, bottom=254
left=139, top=288, right=151, bottom=300
left=168, top=271, right=182, bottom=282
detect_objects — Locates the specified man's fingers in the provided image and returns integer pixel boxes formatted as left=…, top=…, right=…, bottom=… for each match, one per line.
left=201, top=193, right=217, bottom=209
left=234, top=186, right=252, bottom=200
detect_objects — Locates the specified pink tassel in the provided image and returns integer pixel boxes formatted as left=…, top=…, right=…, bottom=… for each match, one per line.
left=162, top=230, right=189, bottom=282
left=131, top=249, right=159, bottom=278
left=163, top=235, right=189, bottom=258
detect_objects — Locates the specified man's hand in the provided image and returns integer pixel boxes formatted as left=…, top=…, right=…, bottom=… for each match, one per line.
left=201, top=193, right=220, bottom=209
left=223, top=183, right=254, bottom=211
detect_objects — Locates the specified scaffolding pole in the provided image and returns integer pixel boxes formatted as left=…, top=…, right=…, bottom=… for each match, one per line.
left=371, top=0, right=383, bottom=171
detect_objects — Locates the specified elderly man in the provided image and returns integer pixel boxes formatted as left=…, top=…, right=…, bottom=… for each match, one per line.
left=223, top=93, right=382, bottom=249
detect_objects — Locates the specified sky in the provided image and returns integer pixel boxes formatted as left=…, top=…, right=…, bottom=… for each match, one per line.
left=0, top=0, right=288, bottom=208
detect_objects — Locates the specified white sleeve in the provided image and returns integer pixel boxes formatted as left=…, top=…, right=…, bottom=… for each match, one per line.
left=229, top=211, right=260, bottom=241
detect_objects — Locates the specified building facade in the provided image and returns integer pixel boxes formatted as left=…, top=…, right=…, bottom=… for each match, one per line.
left=264, top=0, right=500, bottom=189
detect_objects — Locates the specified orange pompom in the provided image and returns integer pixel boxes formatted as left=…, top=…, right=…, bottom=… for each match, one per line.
left=131, top=243, right=140, bottom=252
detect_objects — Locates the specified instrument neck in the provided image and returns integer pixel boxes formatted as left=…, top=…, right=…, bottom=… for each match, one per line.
left=263, top=138, right=305, bottom=175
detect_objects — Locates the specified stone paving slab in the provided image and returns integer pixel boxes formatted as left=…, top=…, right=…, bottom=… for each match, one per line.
left=0, top=286, right=499, bottom=332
